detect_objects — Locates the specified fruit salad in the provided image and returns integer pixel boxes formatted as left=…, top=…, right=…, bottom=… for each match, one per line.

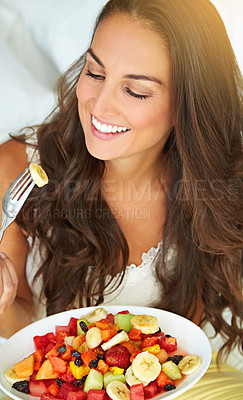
left=4, top=308, right=202, bottom=400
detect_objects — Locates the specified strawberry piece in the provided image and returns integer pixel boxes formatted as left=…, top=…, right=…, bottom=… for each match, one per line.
left=105, top=344, right=130, bottom=369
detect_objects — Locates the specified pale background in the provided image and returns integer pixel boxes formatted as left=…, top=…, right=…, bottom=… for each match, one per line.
left=0, top=0, right=242, bottom=144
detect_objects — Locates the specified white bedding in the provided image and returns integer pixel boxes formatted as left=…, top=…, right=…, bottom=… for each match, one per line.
left=0, top=0, right=242, bottom=145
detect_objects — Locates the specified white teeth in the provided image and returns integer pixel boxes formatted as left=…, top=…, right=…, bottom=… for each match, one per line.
left=92, top=116, right=129, bottom=134
left=112, top=126, right=118, bottom=133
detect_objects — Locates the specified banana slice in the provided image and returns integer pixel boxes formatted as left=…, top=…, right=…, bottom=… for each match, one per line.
left=178, top=354, right=202, bottom=375
left=130, top=315, right=159, bottom=334
left=86, top=327, right=102, bottom=349
left=101, top=330, right=129, bottom=351
left=29, top=163, right=48, bottom=187
left=80, top=307, right=108, bottom=324
left=125, top=366, right=148, bottom=387
left=132, top=351, right=161, bottom=383
left=4, top=368, right=30, bottom=385
left=106, top=380, right=130, bottom=400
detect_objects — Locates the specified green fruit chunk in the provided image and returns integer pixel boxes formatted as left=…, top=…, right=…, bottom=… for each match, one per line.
left=83, top=369, right=104, bottom=393
left=103, top=371, right=126, bottom=388
left=162, top=360, right=182, bottom=380
left=77, top=318, right=91, bottom=335
left=114, top=313, right=134, bottom=332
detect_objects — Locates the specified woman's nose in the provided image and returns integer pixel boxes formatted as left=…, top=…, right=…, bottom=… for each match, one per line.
left=91, top=82, right=119, bottom=118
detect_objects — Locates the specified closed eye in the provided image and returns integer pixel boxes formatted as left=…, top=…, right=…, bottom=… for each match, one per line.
left=125, top=87, right=149, bottom=100
left=86, top=69, right=104, bottom=80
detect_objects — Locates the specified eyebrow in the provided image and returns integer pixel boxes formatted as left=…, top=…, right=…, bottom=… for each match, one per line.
left=87, top=48, right=163, bottom=86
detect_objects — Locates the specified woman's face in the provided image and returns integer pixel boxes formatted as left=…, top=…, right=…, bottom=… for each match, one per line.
left=76, top=13, right=174, bottom=163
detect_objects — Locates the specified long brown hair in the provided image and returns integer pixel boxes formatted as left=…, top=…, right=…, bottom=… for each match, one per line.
left=17, top=0, right=243, bottom=363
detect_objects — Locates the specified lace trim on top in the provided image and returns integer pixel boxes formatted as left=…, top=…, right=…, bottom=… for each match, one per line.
left=25, top=130, right=40, bottom=164
left=127, top=240, right=163, bottom=270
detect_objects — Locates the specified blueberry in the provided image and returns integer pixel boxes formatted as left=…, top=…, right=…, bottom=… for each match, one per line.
left=57, top=345, right=67, bottom=354
left=89, top=359, right=99, bottom=368
left=164, top=384, right=176, bottom=391
left=167, top=355, right=183, bottom=365
left=75, top=357, right=83, bottom=367
left=12, top=381, right=29, bottom=394
left=97, top=353, right=105, bottom=361
left=56, top=378, right=64, bottom=387
left=72, top=376, right=87, bottom=386
left=71, top=350, right=81, bottom=358
left=79, top=321, right=88, bottom=332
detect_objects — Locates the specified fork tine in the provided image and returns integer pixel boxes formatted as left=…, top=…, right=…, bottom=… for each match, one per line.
left=8, top=168, right=30, bottom=195
left=15, top=175, right=34, bottom=201
left=10, top=171, right=32, bottom=199
left=16, top=180, right=35, bottom=208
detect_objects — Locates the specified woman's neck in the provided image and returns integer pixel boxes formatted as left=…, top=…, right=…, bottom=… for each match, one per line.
left=104, top=152, right=165, bottom=189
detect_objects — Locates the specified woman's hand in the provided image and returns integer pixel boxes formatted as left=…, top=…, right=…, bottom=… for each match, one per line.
left=0, top=252, right=18, bottom=314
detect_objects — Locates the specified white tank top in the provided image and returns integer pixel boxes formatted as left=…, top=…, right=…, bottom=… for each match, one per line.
left=25, top=133, right=173, bottom=321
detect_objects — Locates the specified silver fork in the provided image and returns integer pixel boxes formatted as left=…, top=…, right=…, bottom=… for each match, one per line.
left=0, top=168, right=35, bottom=243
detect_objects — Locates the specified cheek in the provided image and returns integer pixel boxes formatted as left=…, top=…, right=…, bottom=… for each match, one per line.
left=76, top=74, right=90, bottom=105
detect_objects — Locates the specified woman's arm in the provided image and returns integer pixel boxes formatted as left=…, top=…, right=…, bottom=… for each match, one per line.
left=0, top=139, right=33, bottom=337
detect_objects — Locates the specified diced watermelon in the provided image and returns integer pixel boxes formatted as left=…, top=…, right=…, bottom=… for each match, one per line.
left=117, top=310, right=130, bottom=314
left=55, top=326, right=70, bottom=343
left=47, top=333, right=56, bottom=343
left=140, top=336, right=158, bottom=349
left=29, top=380, right=47, bottom=397
left=86, top=389, right=106, bottom=400
left=130, top=383, right=145, bottom=400
left=45, top=343, right=56, bottom=355
left=143, top=381, right=159, bottom=399
left=67, top=391, right=87, bottom=400
left=56, top=325, right=70, bottom=336
left=106, top=313, right=114, bottom=324
left=160, top=336, right=177, bottom=353
left=34, top=332, right=55, bottom=351
left=57, top=383, right=77, bottom=399
left=59, top=372, right=76, bottom=383
left=68, top=318, right=79, bottom=336
left=154, top=333, right=165, bottom=348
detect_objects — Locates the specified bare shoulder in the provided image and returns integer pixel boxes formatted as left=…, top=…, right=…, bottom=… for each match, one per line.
left=0, top=139, right=28, bottom=191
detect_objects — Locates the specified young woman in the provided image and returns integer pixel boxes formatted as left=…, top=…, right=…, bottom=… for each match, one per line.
left=0, top=0, right=242, bottom=390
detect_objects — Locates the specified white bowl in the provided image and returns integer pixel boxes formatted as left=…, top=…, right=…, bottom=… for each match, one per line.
left=0, top=306, right=212, bottom=400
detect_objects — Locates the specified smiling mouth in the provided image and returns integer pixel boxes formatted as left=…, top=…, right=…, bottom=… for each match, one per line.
left=92, top=115, right=131, bottom=134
